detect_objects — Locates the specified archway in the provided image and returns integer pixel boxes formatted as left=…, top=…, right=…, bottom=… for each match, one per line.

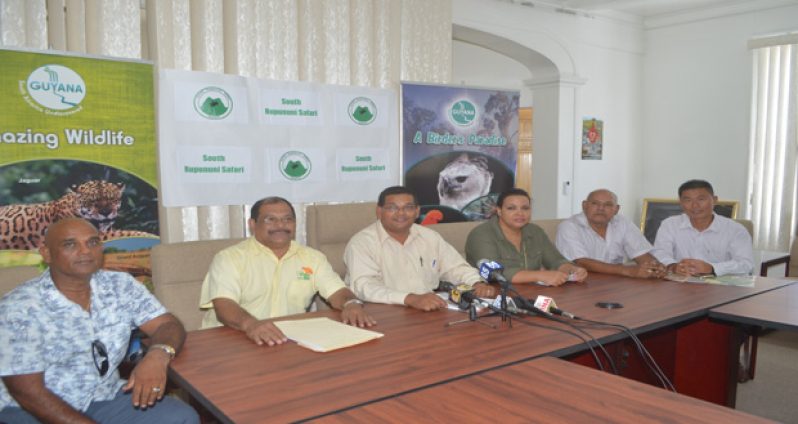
left=452, top=24, right=584, bottom=218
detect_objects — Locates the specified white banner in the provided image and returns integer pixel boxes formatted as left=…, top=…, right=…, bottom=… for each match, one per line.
left=159, top=69, right=398, bottom=207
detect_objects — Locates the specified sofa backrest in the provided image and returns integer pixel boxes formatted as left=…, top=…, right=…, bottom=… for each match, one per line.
left=305, top=202, right=377, bottom=278
left=534, top=219, right=563, bottom=244
left=305, top=200, right=567, bottom=275
left=428, top=218, right=563, bottom=257
left=151, top=238, right=244, bottom=331
left=426, top=221, right=482, bottom=257
left=0, top=265, right=40, bottom=298
left=734, top=219, right=754, bottom=239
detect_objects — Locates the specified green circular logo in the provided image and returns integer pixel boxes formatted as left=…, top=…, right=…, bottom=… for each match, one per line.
left=279, top=151, right=312, bottom=181
left=449, top=100, right=477, bottom=126
left=193, top=87, right=233, bottom=120
left=348, top=97, right=377, bottom=125
left=25, top=64, right=86, bottom=113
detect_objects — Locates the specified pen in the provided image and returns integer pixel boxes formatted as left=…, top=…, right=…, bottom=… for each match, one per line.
left=420, top=257, right=423, bottom=266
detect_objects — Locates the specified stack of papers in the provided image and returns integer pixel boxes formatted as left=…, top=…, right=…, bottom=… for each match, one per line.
left=665, top=273, right=756, bottom=287
left=274, top=317, right=384, bottom=352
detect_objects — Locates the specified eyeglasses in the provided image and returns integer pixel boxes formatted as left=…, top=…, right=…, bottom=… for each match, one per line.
left=92, top=340, right=109, bottom=377
left=260, top=215, right=296, bottom=225
left=381, top=204, right=418, bottom=213
left=587, top=201, right=616, bottom=209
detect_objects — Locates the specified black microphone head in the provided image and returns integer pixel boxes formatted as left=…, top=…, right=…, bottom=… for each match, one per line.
left=513, top=296, right=551, bottom=316
left=460, top=289, right=477, bottom=304
left=437, top=281, right=455, bottom=292
left=512, top=295, right=531, bottom=309
left=449, top=284, right=475, bottom=310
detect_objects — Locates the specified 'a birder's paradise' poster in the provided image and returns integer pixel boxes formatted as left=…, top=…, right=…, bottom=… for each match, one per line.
left=401, top=83, right=519, bottom=223
left=158, top=69, right=399, bottom=207
left=0, top=48, right=159, bottom=289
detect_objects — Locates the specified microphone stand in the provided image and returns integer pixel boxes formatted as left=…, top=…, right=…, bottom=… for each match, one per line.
left=499, top=278, right=511, bottom=325
left=478, top=299, right=515, bottom=328
left=477, top=279, right=514, bottom=328
left=441, top=280, right=516, bottom=328
left=446, top=300, right=498, bottom=329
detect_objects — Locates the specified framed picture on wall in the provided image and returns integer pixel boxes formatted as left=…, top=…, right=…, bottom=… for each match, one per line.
left=640, top=198, right=739, bottom=244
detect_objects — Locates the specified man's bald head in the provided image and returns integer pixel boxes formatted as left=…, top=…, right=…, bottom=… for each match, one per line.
left=43, top=217, right=99, bottom=247
left=582, top=189, right=620, bottom=228
left=586, top=189, right=618, bottom=204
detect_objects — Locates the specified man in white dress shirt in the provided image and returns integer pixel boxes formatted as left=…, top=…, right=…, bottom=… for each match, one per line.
left=344, top=186, right=495, bottom=311
left=556, top=189, right=666, bottom=278
left=652, top=180, right=753, bottom=276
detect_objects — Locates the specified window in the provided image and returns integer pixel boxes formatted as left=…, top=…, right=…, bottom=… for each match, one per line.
left=746, top=36, right=798, bottom=251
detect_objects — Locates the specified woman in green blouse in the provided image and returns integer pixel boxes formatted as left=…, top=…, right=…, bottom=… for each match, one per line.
left=465, top=188, right=587, bottom=286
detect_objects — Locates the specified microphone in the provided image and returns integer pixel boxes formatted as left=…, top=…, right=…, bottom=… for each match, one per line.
left=437, top=281, right=455, bottom=292
left=445, top=282, right=477, bottom=310
left=533, top=295, right=577, bottom=319
left=511, top=296, right=552, bottom=317
left=477, top=259, right=510, bottom=287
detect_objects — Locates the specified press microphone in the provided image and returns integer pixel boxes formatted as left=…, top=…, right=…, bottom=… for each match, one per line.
left=533, top=295, right=577, bottom=319
left=511, top=296, right=552, bottom=317
left=454, top=285, right=477, bottom=308
left=439, top=281, right=477, bottom=310
left=437, top=281, right=455, bottom=292
left=477, top=259, right=510, bottom=287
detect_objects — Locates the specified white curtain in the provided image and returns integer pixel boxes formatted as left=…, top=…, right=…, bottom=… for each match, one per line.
left=747, top=42, right=798, bottom=251
left=1, top=0, right=452, bottom=243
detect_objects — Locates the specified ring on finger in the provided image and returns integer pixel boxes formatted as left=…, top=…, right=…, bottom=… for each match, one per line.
left=152, top=387, right=161, bottom=393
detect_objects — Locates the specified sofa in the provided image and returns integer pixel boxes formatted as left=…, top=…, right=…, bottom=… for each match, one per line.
left=304, top=201, right=564, bottom=276
left=151, top=238, right=244, bottom=331
left=144, top=201, right=756, bottom=334
left=0, top=265, right=40, bottom=297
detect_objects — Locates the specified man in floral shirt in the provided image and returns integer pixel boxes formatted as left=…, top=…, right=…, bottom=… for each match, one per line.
left=0, top=217, right=198, bottom=423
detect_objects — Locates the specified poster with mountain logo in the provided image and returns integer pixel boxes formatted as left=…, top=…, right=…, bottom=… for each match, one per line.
left=159, top=69, right=398, bottom=206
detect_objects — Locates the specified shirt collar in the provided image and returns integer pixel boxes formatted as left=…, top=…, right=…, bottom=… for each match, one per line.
left=246, top=237, right=298, bottom=260
left=678, top=212, right=719, bottom=233
left=376, top=220, right=419, bottom=245
left=575, top=213, right=590, bottom=228
left=39, top=269, right=97, bottom=315
left=575, top=212, right=619, bottom=233
left=490, top=214, right=539, bottom=238
left=488, top=215, right=506, bottom=238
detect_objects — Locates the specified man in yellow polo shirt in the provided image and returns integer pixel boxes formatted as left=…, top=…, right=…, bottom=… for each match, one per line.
left=200, top=197, right=375, bottom=346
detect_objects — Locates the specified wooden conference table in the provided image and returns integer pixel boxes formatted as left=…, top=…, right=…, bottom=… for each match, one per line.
left=314, top=357, right=774, bottom=423
left=169, top=274, right=793, bottom=423
left=709, top=282, right=798, bottom=406
left=710, top=282, right=798, bottom=331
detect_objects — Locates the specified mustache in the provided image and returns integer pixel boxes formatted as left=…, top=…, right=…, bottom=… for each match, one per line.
left=267, top=229, right=292, bottom=235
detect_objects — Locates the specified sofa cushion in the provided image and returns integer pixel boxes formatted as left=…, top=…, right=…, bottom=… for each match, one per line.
left=151, top=238, right=244, bottom=331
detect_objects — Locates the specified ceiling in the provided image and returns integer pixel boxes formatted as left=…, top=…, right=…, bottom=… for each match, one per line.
left=500, top=0, right=797, bottom=26
left=535, top=0, right=746, bottom=17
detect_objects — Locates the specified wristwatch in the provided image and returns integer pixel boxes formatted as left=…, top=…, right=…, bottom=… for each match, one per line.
left=149, top=344, right=176, bottom=360
left=343, top=298, right=364, bottom=308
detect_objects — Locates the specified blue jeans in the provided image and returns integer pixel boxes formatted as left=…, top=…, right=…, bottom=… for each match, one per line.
left=0, top=389, right=199, bottom=424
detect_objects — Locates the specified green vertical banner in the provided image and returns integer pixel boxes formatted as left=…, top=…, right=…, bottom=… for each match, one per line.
left=0, top=48, right=159, bottom=290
